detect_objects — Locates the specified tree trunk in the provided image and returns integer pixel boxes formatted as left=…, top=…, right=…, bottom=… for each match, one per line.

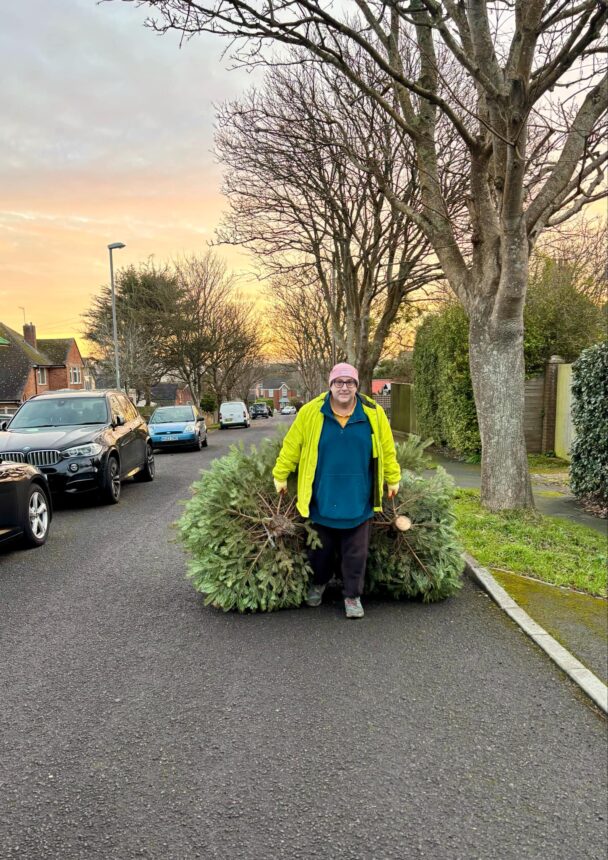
left=358, top=361, right=373, bottom=396
left=468, top=312, right=534, bottom=511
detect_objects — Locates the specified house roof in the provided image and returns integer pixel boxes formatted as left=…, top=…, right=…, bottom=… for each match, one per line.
left=0, top=325, right=85, bottom=403
left=36, top=338, right=75, bottom=365
left=0, top=323, right=55, bottom=403
left=260, top=379, right=289, bottom=389
left=150, top=382, right=179, bottom=401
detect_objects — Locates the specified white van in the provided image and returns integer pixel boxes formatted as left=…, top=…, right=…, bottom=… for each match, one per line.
left=219, top=401, right=250, bottom=430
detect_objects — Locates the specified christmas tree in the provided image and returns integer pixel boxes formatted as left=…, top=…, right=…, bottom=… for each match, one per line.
left=178, top=433, right=463, bottom=612
left=367, top=466, right=464, bottom=602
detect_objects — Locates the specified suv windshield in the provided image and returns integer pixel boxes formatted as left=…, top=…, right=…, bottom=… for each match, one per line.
left=9, top=397, right=109, bottom=429
left=150, top=406, right=195, bottom=424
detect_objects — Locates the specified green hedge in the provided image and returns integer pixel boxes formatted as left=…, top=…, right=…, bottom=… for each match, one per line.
left=413, top=273, right=604, bottom=456
left=570, top=342, right=608, bottom=506
left=413, top=304, right=480, bottom=455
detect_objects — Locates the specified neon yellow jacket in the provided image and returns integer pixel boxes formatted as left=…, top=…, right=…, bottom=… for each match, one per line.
left=273, top=392, right=401, bottom=518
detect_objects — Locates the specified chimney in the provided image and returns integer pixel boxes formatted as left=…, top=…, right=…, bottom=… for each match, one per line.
left=23, top=323, right=37, bottom=349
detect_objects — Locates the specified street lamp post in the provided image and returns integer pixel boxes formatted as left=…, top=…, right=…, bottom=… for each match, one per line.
left=107, top=242, right=126, bottom=390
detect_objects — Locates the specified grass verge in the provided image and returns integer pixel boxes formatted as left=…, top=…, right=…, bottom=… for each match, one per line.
left=453, top=488, right=607, bottom=597
left=527, top=454, right=570, bottom=475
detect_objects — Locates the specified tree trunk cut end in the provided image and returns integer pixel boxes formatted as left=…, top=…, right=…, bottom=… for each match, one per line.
left=394, top=515, right=412, bottom=532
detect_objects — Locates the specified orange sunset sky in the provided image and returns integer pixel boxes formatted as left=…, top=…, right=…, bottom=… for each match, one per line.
left=1, top=0, right=259, bottom=350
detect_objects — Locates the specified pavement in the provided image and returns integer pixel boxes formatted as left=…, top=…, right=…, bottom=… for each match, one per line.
left=420, top=449, right=607, bottom=693
left=0, top=417, right=607, bottom=859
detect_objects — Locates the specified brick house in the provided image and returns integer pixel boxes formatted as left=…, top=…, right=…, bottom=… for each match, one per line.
left=0, top=322, right=85, bottom=414
left=250, top=378, right=298, bottom=411
left=148, top=382, right=194, bottom=406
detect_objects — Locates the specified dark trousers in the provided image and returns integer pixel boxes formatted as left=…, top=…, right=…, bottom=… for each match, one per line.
left=307, top=520, right=372, bottom=598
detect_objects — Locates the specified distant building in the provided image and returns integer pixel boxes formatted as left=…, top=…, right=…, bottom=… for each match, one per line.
left=0, top=322, right=85, bottom=414
left=146, top=383, right=193, bottom=407
left=250, top=378, right=298, bottom=410
left=371, top=379, right=393, bottom=396
left=371, top=379, right=394, bottom=416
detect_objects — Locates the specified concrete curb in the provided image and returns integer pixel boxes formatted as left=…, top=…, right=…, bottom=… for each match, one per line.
left=464, top=553, right=608, bottom=715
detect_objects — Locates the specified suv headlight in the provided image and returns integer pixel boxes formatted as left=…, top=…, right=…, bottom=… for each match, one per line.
left=64, top=443, right=103, bottom=458
left=183, top=423, right=196, bottom=432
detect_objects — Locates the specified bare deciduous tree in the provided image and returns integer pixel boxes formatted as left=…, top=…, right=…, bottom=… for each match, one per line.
left=162, top=253, right=263, bottom=404
left=533, top=217, right=608, bottom=304
left=203, top=296, right=265, bottom=406
left=269, top=270, right=337, bottom=399
left=123, top=0, right=607, bottom=510
left=215, top=59, right=448, bottom=392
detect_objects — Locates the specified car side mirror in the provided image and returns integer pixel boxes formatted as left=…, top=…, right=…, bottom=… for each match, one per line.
left=0, top=421, right=7, bottom=431
left=114, top=414, right=126, bottom=427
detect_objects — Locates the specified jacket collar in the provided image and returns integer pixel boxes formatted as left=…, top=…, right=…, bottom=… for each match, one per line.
left=321, top=392, right=367, bottom=423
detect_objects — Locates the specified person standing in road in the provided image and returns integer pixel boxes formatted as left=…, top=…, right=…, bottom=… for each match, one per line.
left=273, top=363, right=401, bottom=619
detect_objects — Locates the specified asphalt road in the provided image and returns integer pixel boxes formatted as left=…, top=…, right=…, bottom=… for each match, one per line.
left=1, top=415, right=606, bottom=860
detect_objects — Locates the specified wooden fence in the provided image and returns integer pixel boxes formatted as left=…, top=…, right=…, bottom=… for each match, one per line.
left=554, top=363, right=575, bottom=461
left=390, top=356, right=566, bottom=454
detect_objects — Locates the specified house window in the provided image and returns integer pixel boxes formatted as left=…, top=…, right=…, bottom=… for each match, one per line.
left=37, top=367, right=47, bottom=385
left=267, top=388, right=273, bottom=396
left=70, top=366, right=82, bottom=385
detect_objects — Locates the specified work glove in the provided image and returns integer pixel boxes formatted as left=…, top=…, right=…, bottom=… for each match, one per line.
left=387, top=483, right=399, bottom=499
left=274, top=478, right=288, bottom=494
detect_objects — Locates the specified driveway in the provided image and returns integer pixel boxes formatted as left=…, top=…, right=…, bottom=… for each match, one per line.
left=1, top=415, right=606, bottom=859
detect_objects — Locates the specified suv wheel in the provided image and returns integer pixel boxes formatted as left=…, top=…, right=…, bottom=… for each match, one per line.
left=100, top=455, right=121, bottom=504
left=135, top=443, right=155, bottom=481
left=23, top=485, right=50, bottom=547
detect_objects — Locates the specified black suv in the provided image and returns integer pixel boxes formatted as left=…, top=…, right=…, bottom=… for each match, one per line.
left=0, top=390, right=154, bottom=504
left=250, top=403, right=270, bottom=419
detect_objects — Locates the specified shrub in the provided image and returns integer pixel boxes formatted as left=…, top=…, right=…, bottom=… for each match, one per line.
left=199, top=393, right=217, bottom=414
left=413, top=304, right=480, bottom=455
left=570, top=342, right=608, bottom=508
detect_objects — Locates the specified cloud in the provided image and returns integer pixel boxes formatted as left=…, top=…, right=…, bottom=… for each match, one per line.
left=0, top=0, right=263, bottom=343
left=0, top=0, right=251, bottom=186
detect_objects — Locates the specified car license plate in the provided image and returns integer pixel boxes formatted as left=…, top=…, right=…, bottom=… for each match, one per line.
left=166, top=435, right=179, bottom=441
left=225, top=418, right=232, bottom=423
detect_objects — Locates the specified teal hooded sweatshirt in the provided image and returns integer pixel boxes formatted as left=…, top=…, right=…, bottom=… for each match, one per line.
left=309, top=393, right=373, bottom=529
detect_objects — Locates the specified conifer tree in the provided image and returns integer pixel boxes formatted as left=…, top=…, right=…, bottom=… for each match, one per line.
left=178, top=434, right=463, bottom=612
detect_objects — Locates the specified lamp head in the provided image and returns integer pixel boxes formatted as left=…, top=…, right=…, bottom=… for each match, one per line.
left=108, top=242, right=126, bottom=250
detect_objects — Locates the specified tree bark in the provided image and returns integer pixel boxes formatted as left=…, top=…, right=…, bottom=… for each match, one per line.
left=468, top=308, right=533, bottom=510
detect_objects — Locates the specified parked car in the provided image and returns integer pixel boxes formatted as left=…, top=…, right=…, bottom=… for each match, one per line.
left=0, top=390, right=154, bottom=505
left=148, top=405, right=207, bottom=451
left=0, top=461, right=52, bottom=548
left=219, top=401, right=250, bottom=429
left=249, top=403, right=270, bottom=420
left=280, top=405, right=297, bottom=415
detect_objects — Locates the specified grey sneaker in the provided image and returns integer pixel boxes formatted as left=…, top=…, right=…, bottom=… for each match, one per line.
left=344, top=597, right=364, bottom=619
left=305, top=584, right=326, bottom=607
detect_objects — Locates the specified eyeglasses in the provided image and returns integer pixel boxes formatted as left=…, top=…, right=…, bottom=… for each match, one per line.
left=332, top=380, right=357, bottom=389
